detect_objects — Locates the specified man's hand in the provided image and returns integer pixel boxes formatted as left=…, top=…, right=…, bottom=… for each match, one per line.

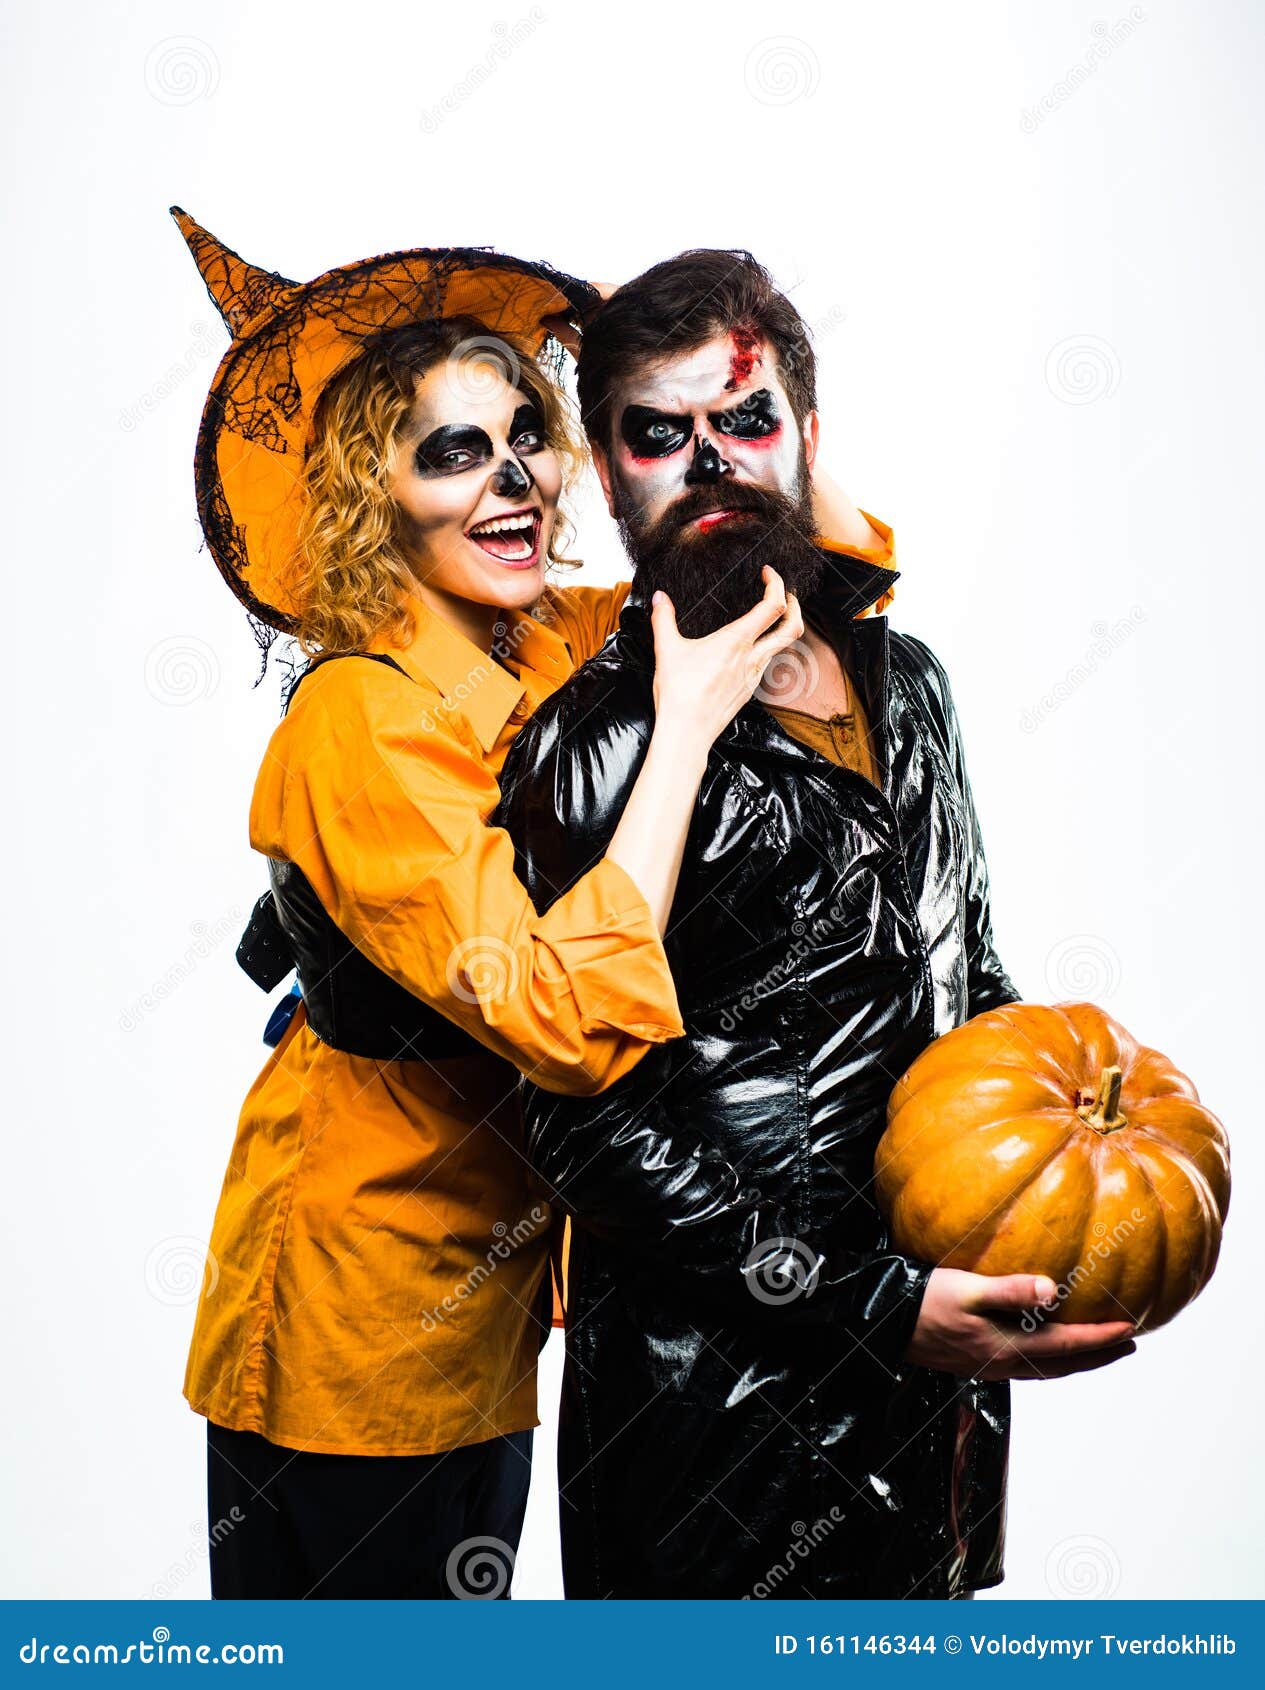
left=904, top=1268, right=1138, bottom=1381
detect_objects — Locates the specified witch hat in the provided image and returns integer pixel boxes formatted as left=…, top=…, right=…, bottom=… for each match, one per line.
left=171, top=208, right=596, bottom=647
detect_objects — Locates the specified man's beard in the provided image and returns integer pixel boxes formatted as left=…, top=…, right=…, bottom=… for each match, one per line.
left=613, top=456, right=824, bottom=637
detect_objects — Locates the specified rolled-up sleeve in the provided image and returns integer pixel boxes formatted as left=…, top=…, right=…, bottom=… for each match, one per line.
left=252, top=662, right=683, bottom=1095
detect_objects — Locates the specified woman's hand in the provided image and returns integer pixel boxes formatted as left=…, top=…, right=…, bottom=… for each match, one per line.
left=542, top=281, right=619, bottom=357
left=903, top=1268, right=1138, bottom=1381
left=603, top=569, right=801, bottom=937
left=650, top=567, right=804, bottom=750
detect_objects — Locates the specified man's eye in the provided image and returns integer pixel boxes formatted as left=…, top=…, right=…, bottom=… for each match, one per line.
left=714, top=389, right=780, bottom=440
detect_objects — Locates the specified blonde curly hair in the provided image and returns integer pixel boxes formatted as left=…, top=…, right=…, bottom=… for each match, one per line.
left=288, top=317, right=585, bottom=655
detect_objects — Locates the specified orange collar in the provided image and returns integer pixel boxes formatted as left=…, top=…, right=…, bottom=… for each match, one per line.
left=369, top=594, right=572, bottom=753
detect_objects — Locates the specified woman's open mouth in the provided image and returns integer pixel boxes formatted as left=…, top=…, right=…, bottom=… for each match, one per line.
left=466, top=508, right=542, bottom=568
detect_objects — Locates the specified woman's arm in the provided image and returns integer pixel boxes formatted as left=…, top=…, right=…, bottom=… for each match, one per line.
left=253, top=574, right=802, bottom=1095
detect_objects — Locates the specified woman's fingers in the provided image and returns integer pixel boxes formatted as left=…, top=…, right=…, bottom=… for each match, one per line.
left=728, top=567, right=790, bottom=643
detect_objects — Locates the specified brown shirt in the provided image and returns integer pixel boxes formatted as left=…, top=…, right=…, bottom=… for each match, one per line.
left=764, top=624, right=881, bottom=786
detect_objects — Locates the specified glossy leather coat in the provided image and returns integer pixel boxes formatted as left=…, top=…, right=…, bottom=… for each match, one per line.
left=495, top=549, right=1022, bottom=1599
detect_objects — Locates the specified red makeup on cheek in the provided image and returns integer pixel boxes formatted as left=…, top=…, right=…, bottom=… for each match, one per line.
left=724, top=326, right=762, bottom=391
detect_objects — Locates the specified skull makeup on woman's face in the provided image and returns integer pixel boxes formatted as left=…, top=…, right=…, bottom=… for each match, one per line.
left=604, top=329, right=807, bottom=542
left=389, top=357, right=562, bottom=615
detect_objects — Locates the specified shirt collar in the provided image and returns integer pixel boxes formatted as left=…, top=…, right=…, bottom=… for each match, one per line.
left=368, top=593, right=571, bottom=754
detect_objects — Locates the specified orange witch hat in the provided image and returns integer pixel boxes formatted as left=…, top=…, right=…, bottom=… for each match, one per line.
left=171, top=207, right=597, bottom=643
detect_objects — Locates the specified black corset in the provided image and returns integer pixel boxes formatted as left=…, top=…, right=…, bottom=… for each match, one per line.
left=238, top=652, right=483, bottom=1065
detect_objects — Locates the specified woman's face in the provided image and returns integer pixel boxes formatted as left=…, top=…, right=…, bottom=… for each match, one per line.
left=390, top=357, right=563, bottom=614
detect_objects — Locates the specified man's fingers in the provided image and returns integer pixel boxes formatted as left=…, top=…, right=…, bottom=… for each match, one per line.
left=969, top=1272, right=1059, bottom=1316
left=984, top=1339, right=1138, bottom=1382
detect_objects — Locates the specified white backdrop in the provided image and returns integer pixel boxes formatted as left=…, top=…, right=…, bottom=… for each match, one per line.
left=2, top=0, right=1260, bottom=1601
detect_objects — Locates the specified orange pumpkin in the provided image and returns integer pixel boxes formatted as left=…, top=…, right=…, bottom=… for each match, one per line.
left=875, top=1002, right=1230, bottom=1331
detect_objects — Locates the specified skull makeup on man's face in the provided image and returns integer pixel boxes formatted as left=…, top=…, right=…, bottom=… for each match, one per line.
left=608, top=330, right=805, bottom=535
left=604, top=331, right=822, bottom=636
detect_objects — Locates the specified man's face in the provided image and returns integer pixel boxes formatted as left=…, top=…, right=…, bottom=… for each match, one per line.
left=596, top=330, right=823, bottom=635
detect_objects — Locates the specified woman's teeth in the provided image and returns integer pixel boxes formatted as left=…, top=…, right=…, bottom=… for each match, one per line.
left=467, top=513, right=538, bottom=562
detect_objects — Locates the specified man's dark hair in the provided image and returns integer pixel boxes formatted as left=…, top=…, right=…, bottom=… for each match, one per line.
left=576, top=249, right=817, bottom=452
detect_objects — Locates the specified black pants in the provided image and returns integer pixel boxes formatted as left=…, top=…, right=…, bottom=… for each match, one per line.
left=206, top=1421, right=532, bottom=1599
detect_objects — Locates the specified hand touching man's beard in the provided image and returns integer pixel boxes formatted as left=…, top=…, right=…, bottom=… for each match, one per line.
left=613, top=455, right=824, bottom=638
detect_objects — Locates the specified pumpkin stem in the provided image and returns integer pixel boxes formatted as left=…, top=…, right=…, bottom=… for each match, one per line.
left=1076, top=1064, right=1127, bottom=1134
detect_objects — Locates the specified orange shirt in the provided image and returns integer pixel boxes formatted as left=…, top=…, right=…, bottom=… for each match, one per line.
left=184, top=519, right=895, bottom=1457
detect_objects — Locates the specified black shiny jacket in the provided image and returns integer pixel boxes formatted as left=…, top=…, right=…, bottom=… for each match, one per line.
left=495, top=550, right=1021, bottom=1599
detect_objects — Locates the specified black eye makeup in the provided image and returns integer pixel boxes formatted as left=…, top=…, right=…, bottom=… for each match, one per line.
left=710, top=388, right=781, bottom=440
left=413, top=424, right=494, bottom=478
left=620, top=404, right=693, bottom=460
left=509, top=401, right=546, bottom=455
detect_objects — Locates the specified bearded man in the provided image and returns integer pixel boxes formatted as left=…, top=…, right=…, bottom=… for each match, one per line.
left=494, top=250, right=1136, bottom=1599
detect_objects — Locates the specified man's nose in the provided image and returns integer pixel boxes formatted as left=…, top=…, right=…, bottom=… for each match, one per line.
left=683, top=431, right=734, bottom=487
left=491, top=455, right=533, bottom=499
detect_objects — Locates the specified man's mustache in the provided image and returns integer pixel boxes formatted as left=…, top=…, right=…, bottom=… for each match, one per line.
left=651, top=479, right=807, bottom=540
